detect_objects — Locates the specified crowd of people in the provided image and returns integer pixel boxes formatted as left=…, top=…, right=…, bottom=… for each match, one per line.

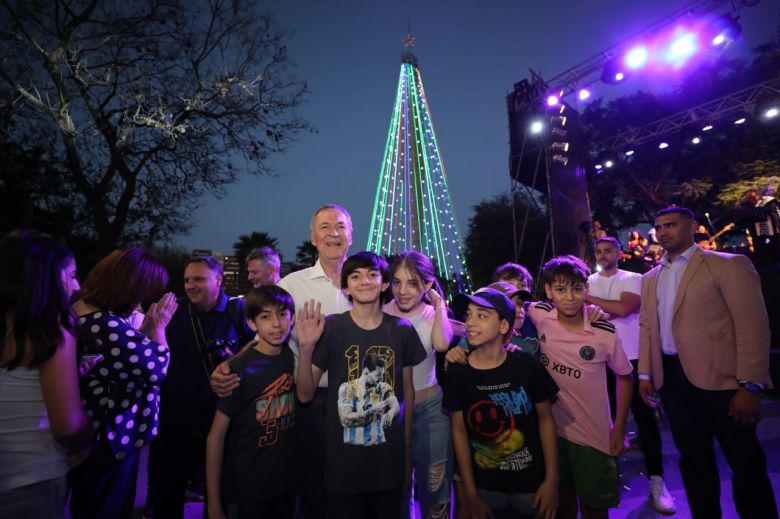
left=0, top=201, right=776, bottom=519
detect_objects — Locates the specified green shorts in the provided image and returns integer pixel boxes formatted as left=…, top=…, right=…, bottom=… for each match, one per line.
left=558, top=437, right=619, bottom=510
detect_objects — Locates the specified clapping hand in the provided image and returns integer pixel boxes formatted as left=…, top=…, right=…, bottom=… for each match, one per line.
left=145, top=292, right=178, bottom=329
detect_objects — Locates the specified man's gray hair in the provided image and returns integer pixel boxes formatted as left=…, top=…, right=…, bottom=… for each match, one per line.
left=246, top=246, right=281, bottom=268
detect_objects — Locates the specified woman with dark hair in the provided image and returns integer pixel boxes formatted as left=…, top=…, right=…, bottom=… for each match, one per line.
left=0, top=230, right=92, bottom=518
left=69, top=248, right=177, bottom=519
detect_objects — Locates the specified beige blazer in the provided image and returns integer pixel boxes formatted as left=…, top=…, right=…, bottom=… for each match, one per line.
left=638, top=247, right=772, bottom=390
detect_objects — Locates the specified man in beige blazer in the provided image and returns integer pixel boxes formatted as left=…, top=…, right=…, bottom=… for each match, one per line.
left=637, top=206, right=776, bottom=518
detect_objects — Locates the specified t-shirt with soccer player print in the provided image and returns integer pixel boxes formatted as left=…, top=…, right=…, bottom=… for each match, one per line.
left=445, top=351, right=559, bottom=494
left=527, top=302, right=632, bottom=455
left=217, top=343, right=296, bottom=504
left=312, top=311, right=426, bottom=495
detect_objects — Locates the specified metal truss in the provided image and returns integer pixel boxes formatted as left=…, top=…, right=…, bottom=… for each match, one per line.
left=594, top=76, right=780, bottom=150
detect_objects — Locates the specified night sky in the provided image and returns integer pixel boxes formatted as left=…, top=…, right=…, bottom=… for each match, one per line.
left=180, top=0, right=780, bottom=261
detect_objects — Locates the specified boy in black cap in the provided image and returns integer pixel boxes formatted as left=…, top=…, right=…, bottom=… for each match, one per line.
left=445, top=287, right=559, bottom=519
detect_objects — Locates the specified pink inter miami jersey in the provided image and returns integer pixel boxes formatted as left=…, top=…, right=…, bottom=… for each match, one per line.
left=528, top=302, right=632, bottom=455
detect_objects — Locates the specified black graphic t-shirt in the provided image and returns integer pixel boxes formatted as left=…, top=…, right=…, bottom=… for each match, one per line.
left=218, top=344, right=296, bottom=502
left=312, top=312, right=426, bottom=495
left=445, top=351, right=558, bottom=493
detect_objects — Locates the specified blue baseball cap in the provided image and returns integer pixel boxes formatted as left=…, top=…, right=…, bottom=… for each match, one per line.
left=452, top=287, right=516, bottom=325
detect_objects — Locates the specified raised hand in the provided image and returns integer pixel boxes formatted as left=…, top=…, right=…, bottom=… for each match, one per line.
left=296, top=299, right=325, bottom=353
left=145, top=292, right=178, bottom=328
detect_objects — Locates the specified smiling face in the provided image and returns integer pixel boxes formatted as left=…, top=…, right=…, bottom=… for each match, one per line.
left=247, top=259, right=280, bottom=288
left=311, top=208, right=353, bottom=263
left=464, top=303, right=509, bottom=348
left=344, top=267, right=388, bottom=305
left=654, top=212, right=696, bottom=257
left=184, top=262, right=222, bottom=310
left=391, top=266, right=431, bottom=313
left=248, top=304, right=293, bottom=349
left=544, top=278, right=587, bottom=319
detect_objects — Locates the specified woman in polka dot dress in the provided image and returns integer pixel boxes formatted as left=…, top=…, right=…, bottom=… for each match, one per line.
left=68, top=248, right=177, bottom=519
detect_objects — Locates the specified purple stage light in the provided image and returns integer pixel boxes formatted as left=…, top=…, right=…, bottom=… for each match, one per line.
left=530, top=120, right=544, bottom=134
left=595, top=164, right=603, bottom=170
left=604, top=160, right=614, bottom=168
left=665, top=31, right=698, bottom=67
left=624, top=46, right=649, bottom=69
left=546, top=95, right=560, bottom=107
left=764, top=107, right=778, bottom=119
left=702, top=124, right=713, bottom=131
left=625, top=150, right=635, bottom=156
left=578, top=88, right=591, bottom=101
left=614, top=72, right=625, bottom=82
left=691, top=137, right=701, bottom=144
left=734, top=117, right=746, bottom=125
left=712, top=34, right=726, bottom=46
left=658, top=142, right=669, bottom=149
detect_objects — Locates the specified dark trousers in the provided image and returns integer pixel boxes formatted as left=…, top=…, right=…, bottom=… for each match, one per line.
left=147, top=428, right=207, bottom=519
left=660, top=354, right=778, bottom=518
left=227, top=490, right=296, bottom=519
left=68, top=443, right=141, bottom=519
left=607, top=360, right=664, bottom=476
left=327, top=489, right=402, bottom=519
left=295, top=388, right=328, bottom=519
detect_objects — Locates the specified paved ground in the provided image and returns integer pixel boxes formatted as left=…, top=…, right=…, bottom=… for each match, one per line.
left=124, top=397, right=780, bottom=518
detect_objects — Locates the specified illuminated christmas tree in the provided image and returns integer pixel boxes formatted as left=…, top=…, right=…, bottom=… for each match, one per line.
left=367, top=37, right=472, bottom=293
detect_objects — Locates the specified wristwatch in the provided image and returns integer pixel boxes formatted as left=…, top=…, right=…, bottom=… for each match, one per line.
left=739, top=381, right=764, bottom=395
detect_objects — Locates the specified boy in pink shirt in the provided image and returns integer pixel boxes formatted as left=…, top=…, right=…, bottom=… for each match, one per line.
left=527, top=255, right=633, bottom=518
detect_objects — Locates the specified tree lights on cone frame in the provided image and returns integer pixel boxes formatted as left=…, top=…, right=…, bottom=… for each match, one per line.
left=367, top=60, right=472, bottom=292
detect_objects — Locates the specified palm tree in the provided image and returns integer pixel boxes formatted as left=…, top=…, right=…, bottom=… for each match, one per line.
left=295, top=240, right=318, bottom=266
left=233, top=232, right=280, bottom=263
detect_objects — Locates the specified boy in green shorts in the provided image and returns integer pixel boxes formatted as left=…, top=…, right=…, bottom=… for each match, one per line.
left=527, top=255, right=633, bottom=518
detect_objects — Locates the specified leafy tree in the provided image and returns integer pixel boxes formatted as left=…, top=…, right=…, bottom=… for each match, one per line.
left=232, top=231, right=280, bottom=264
left=295, top=240, right=318, bottom=267
left=0, top=0, right=308, bottom=252
left=464, top=191, right=549, bottom=290
left=716, top=160, right=780, bottom=208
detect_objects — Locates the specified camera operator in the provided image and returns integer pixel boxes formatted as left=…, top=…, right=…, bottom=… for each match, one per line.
left=146, top=256, right=253, bottom=518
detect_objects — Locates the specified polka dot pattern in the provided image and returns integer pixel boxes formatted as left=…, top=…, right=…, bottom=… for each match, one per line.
left=77, top=310, right=169, bottom=460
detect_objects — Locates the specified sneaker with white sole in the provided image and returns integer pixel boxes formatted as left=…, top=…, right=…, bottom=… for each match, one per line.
left=649, top=475, right=676, bottom=514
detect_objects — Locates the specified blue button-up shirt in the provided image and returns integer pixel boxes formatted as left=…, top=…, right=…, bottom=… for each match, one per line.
left=656, top=245, right=698, bottom=355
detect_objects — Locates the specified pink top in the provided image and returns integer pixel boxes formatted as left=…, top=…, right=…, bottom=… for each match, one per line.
left=528, top=302, right=632, bottom=455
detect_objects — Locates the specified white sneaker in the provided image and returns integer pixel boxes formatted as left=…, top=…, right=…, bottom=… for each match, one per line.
left=649, top=475, right=677, bottom=514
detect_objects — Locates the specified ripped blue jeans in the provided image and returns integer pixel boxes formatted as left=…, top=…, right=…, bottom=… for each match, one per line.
left=403, top=388, right=453, bottom=519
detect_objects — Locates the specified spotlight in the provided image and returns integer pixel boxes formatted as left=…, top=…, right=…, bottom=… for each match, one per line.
left=550, top=115, right=567, bottom=127
left=709, top=14, right=741, bottom=47
left=605, top=160, right=614, bottom=168
left=658, top=142, right=669, bottom=149
left=551, top=154, right=569, bottom=166
left=691, top=136, right=701, bottom=144
left=624, top=45, right=649, bottom=70
left=578, top=88, right=591, bottom=101
left=551, top=142, right=570, bottom=152
left=551, top=127, right=568, bottom=138
left=546, top=95, right=560, bottom=107
left=595, top=164, right=603, bottom=170
left=702, top=124, right=713, bottom=131
left=665, top=31, right=698, bottom=67
left=734, top=117, right=746, bottom=125
left=530, top=120, right=544, bottom=134
left=601, top=57, right=627, bottom=85
left=625, top=150, right=635, bottom=156
left=764, top=107, right=779, bottom=119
